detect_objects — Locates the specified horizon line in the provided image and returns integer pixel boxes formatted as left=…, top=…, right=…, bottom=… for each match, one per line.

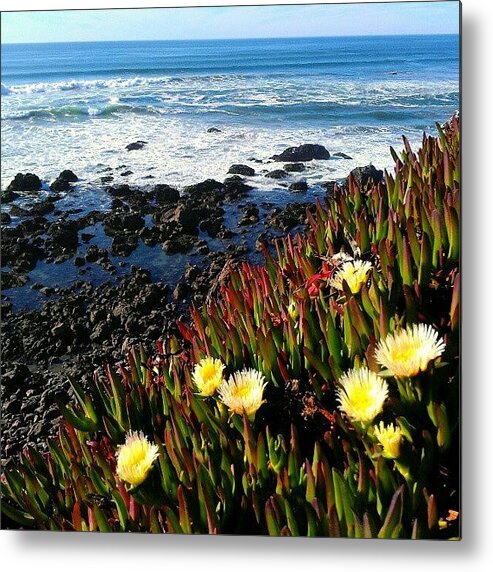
left=1, top=31, right=459, bottom=46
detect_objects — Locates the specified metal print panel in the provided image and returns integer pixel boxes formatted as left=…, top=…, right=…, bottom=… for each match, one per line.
left=0, top=1, right=461, bottom=538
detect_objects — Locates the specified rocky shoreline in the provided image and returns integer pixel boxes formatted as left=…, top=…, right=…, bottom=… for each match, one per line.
left=1, top=143, right=384, bottom=468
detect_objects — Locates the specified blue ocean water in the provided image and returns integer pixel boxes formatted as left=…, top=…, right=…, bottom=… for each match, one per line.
left=1, top=35, right=459, bottom=193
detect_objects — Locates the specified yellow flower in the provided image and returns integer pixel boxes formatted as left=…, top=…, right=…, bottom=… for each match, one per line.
left=329, top=260, right=372, bottom=294
left=287, top=300, right=299, bottom=320
left=374, top=421, right=403, bottom=459
left=375, top=324, right=446, bottom=378
left=336, top=367, right=388, bottom=425
left=116, top=431, right=159, bottom=487
left=218, top=368, right=267, bottom=419
left=192, top=357, right=225, bottom=396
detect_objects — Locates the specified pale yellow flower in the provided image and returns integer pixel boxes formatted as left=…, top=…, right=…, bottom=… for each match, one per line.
left=374, top=421, right=403, bottom=459
left=116, top=431, right=159, bottom=487
left=336, top=367, right=388, bottom=425
left=287, top=300, right=299, bottom=321
left=329, top=260, right=372, bottom=294
left=192, top=357, right=225, bottom=396
left=218, top=368, right=267, bottom=418
left=375, top=324, right=446, bottom=378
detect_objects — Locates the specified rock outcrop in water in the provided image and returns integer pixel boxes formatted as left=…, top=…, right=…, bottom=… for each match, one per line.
left=271, top=144, right=331, bottom=162
left=6, top=172, right=42, bottom=193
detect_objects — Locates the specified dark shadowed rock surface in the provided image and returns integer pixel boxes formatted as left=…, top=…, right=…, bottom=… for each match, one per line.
left=272, top=144, right=330, bottom=162
left=152, top=184, right=180, bottom=203
left=207, top=127, right=222, bottom=133
left=284, top=163, right=306, bottom=173
left=266, top=169, right=288, bottom=180
left=125, top=140, right=147, bottom=151
left=228, top=164, right=256, bottom=176
left=333, top=152, right=353, bottom=160
left=350, top=164, right=384, bottom=188
left=289, top=181, right=309, bottom=192
left=7, top=172, right=42, bottom=193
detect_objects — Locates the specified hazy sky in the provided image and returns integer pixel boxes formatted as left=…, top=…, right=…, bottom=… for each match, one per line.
left=1, top=2, right=460, bottom=44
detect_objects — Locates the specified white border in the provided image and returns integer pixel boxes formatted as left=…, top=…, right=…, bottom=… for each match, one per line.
left=2, top=1, right=493, bottom=570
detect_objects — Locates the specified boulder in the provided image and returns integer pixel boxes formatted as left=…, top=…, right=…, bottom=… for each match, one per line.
left=1, top=212, right=11, bottom=225
left=289, top=181, right=308, bottom=192
left=207, top=127, right=222, bottom=133
left=1, top=189, right=20, bottom=203
left=284, top=163, right=306, bottom=173
left=172, top=204, right=201, bottom=234
left=58, top=169, right=78, bottom=182
left=266, top=169, right=288, bottom=180
left=228, top=164, right=255, bottom=176
left=126, top=140, right=147, bottom=151
left=153, top=184, right=180, bottom=204
left=350, top=165, right=384, bottom=189
left=7, top=173, right=42, bottom=193
left=271, top=144, right=330, bottom=162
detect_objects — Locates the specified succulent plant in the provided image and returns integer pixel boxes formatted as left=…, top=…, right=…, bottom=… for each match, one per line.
left=1, top=117, right=460, bottom=537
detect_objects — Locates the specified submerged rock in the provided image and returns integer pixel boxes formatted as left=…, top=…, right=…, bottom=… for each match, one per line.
left=271, top=144, right=330, bottom=162
left=289, top=181, right=308, bottom=192
left=125, top=140, right=147, bottom=151
left=266, top=169, right=288, bottom=180
left=332, top=152, right=353, bottom=160
left=284, top=163, right=306, bottom=173
left=207, top=127, right=222, bottom=133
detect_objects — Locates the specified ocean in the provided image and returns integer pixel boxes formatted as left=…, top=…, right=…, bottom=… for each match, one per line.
left=1, top=34, right=459, bottom=201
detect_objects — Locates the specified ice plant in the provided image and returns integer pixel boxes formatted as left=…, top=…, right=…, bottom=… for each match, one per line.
left=116, top=431, right=159, bottom=487
left=375, top=324, right=446, bottom=378
left=218, top=368, right=267, bottom=419
left=336, top=367, right=388, bottom=425
left=192, top=356, right=225, bottom=396
left=329, top=259, right=372, bottom=294
left=374, top=421, right=403, bottom=459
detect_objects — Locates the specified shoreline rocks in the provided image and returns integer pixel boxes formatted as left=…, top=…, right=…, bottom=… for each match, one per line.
left=271, top=144, right=330, bottom=162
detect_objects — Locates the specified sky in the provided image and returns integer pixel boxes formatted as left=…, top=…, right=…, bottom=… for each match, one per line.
left=1, top=1, right=460, bottom=44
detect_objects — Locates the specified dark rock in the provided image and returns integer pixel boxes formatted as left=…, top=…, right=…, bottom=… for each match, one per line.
left=1, top=212, right=12, bottom=225
left=101, top=175, right=114, bottom=184
left=1, top=189, right=20, bottom=203
left=266, top=169, right=288, bottom=180
left=74, top=256, right=85, bottom=267
left=111, top=235, right=138, bottom=257
left=228, top=164, right=255, bottom=176
left=51, top=322, right=72, bottom=341
left=85, top=245, right=109, bottom=263
left=350, top=165, right=384, bottom=189
left=1, top=271, right=29, bottom=289
left=153, top=184, right=180, bottom=204
left=28, top=200, right=55, bottom=216
left=284, top=163, right=306, bottom=173
left=2, top=363, right=31, bottom=391
left=333, top=152, right=353, bottom=160
left=172, top=204, right=201, bottom=235
left=223, top=176, right=252, bottom=200
left=9, top=205, right=30, bottom=217
left=81, top=232, right=95, bottom=243
left=7, top=173, right=42, bottom=193
left=120, top=170, right=133, bottom=177
left=271, top=144, right=330, bottom=162
left=58, top=169, right=78, bottom=182
left=47, top=220, right=79, bottom=251
left=207, top=127, right=222, bottom=133
left=289, top=181, right=308, bottom=192
left=162, top=234, right=195, bottom=254
left=107, top=184, right=132, bottom=198
left=111, top=198, right=126, bottom=210
left=173, top=282, right=190, bottom=301
left=183, top=179, right=224, bottom=197
left=104, top=212, right=145, bottom=234
left=126, top=140, right=147, bottom=151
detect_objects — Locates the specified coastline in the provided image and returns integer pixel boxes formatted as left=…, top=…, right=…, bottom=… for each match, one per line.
left=1, top=148, right=342, bottom=466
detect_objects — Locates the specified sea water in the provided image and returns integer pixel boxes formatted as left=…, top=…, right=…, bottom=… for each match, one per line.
left=1, top=35, right=459, bottom=197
